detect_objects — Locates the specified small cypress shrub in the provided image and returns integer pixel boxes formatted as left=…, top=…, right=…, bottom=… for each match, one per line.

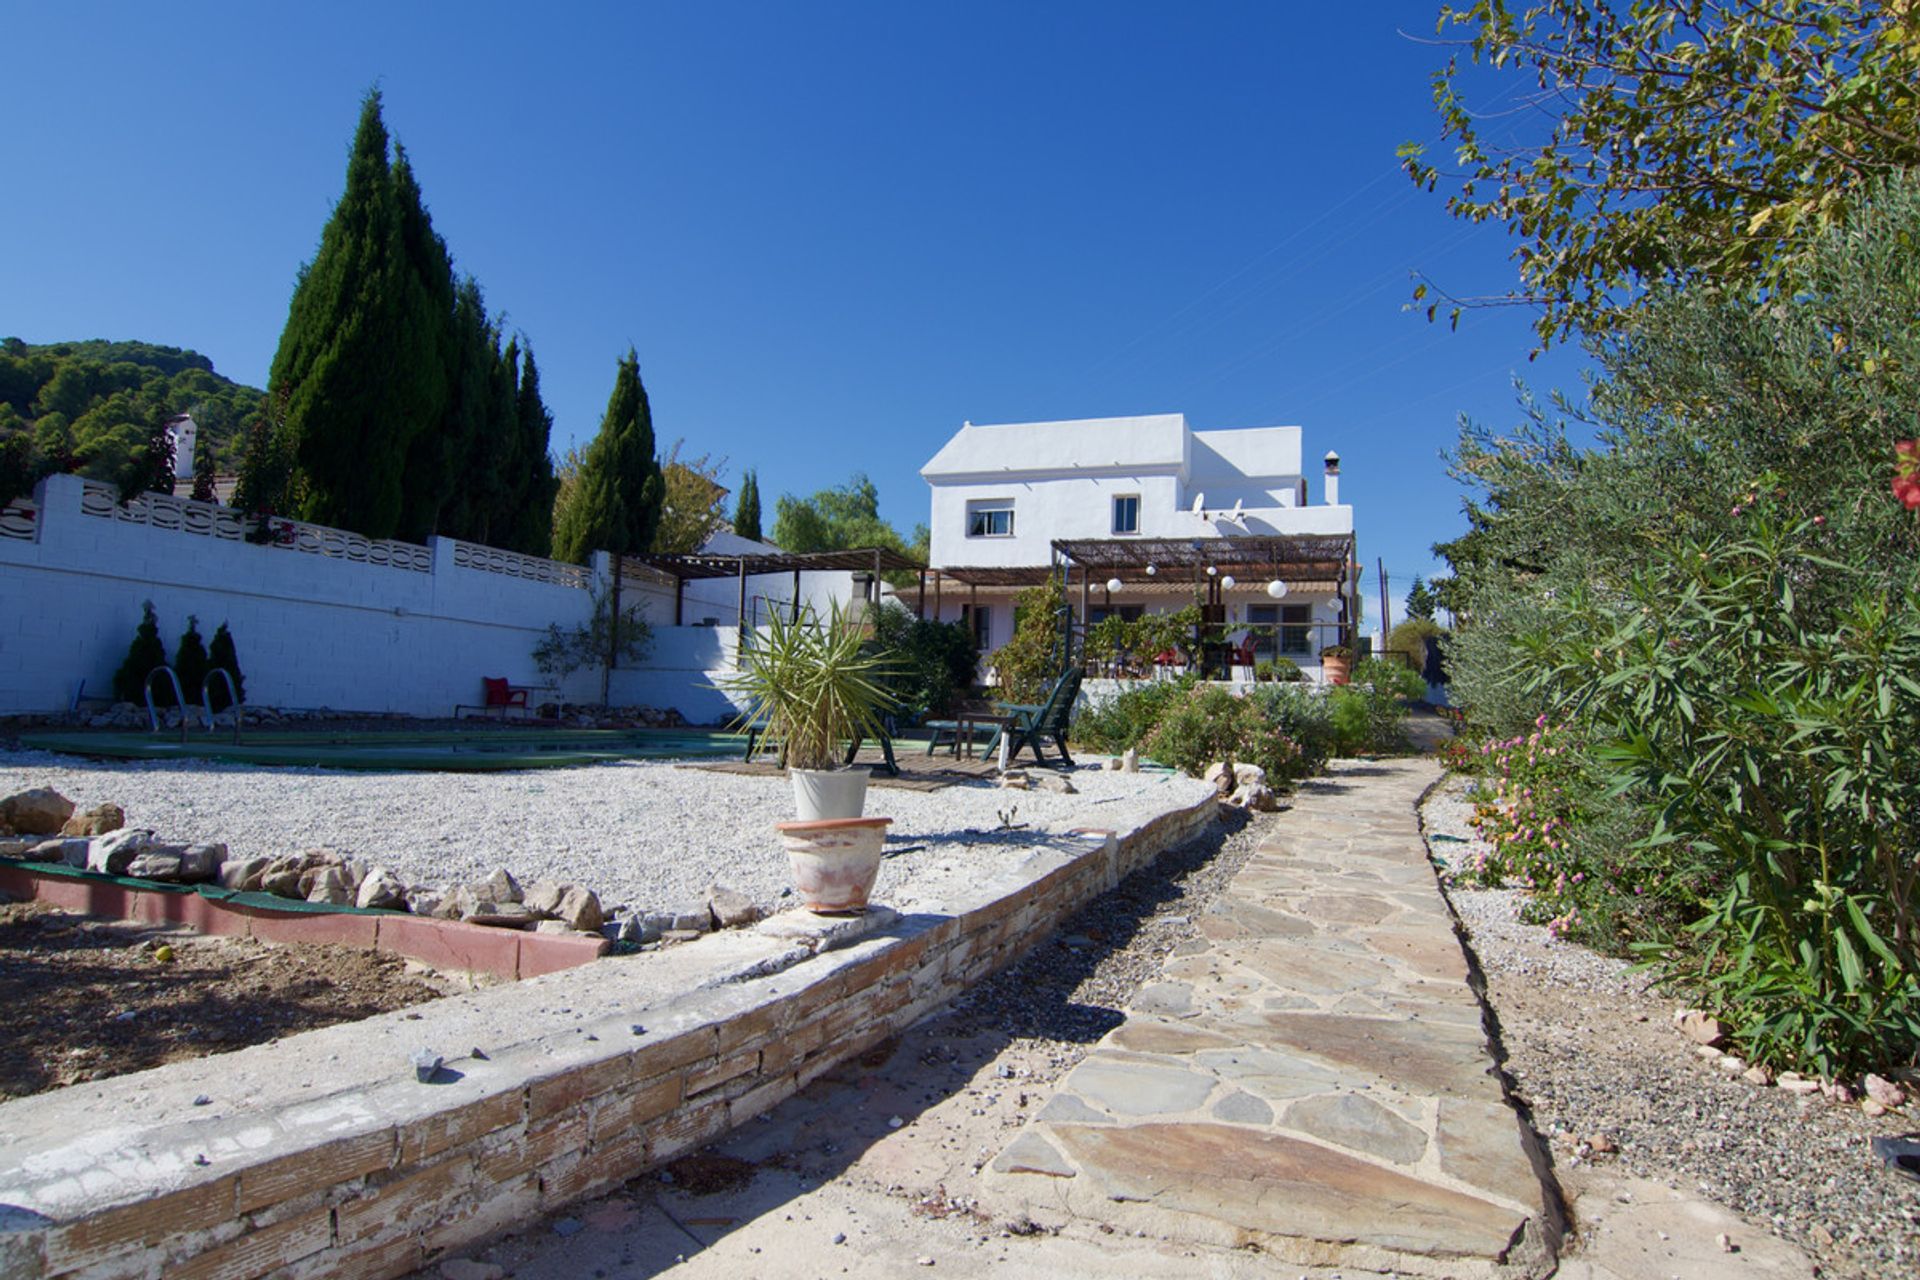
left=206, top=622, right=245, bottom=710
left=173, top=616, right=210, bottom=707
left=112, top=602, right=170, bottom=704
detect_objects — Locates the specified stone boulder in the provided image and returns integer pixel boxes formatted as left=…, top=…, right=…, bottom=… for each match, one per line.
left=556, top=886, right=604, bottom=933
left=405, top=886, right=448, bottom=918
left=1203, top=762, right=1236, bottom=795
left=1, top=788, right=76, bottom=836
left=124, top=847, right=191, bottom=881
left=305, top=866, right=353, bottom=906
left=357, top=867, right=408, bottom=912
left=1228, top=783, right=1281, bottom=812
left=261, top=859, right=308, bottom=898
left=29, top=837, right=92, bottom=867
left=1233, top=763, right=1267, bottom=789
left=1678, top=1010, right=1730, bottom=1048
left=86, top=828, right=155, bottom=876
left=522, top=879, right=569, bottom=919
left=479, top=868, right=523, bottom=904
left=708, top=883, right=762, bottom=930
left=219, top=856, right=271, bottom=892
left=60, top=803, right=125, bottom=838
left=180, top=843, right=226, bottom=882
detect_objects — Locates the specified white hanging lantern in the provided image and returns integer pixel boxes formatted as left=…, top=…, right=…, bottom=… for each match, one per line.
left=1220, top=574, right=1236, bottom=590
left=1206, top=565, right=1218, bottom=577
left=1265, top=579, right=1289, bottom=599
left=1145, top=564, right=1157, bottom=577
left=1105, top=577, right=1123, bottom=594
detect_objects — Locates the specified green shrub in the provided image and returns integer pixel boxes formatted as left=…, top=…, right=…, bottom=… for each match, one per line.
left=1140, top=683, right=1299, bottom=782
left=867, top=602, right=977, bottom=722
left=206, top=622, right=245, bottom=710
left=112, top=601, right=169, bottom=705
left=1353, top=657, right=1426, bottom=701
left=1253, top=657, right=1303, bottom=683
left=1070, top=679, right=1184, bottom=756
left=991, top=575, right=1066, bottom=702
left=173, top=616, right=209, bottom=707
left=1246, top=684, right=1334, bottom=780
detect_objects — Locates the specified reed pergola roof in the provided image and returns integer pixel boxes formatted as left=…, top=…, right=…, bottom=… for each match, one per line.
left=932, top=533, right=1357, bottom=591
left=634, top=547, right=923, bottom=581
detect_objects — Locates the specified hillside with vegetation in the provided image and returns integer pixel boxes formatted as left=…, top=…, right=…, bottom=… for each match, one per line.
left=0, top=338, right=262, bottom=505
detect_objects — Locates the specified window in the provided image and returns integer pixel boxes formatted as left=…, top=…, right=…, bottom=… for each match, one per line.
left=966, top=500, right=1014, bottom=538
left=963, top=604, right=991, bottom=650
left=1280, top=604, right=1312, bottom=655
left=1111, top=494, right=1140, bottom=535
left=1088, top=604, right=1144, bottom=625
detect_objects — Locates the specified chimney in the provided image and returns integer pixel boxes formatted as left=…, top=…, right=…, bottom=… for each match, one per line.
left=1323, top=450, right=1341, bottom=505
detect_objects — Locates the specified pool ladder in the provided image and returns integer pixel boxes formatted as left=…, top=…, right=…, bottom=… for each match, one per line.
left=143, top=666, right=245, bottom=744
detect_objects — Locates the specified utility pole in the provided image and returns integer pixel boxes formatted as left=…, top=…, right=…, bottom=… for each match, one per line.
left=1377, top=557, right=1391, bottom=660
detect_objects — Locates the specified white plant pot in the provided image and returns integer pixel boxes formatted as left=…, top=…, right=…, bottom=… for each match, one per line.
left=790, top=766, right=870, bottom=821
left=776, top=817, right=892, bottom=913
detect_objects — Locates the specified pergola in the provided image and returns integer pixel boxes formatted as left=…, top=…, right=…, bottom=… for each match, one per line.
left=633, top=547, right=926, bottom=624
left=928, top=531, right=1362, bottom=649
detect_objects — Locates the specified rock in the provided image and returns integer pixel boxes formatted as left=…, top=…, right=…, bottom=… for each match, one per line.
left=0, top=836, right=37, bottom=858
left=1678, top=1011, right=1730, bottom=1047
left=59, top=803, right=124, bottom=837
left=1717, top=1232, right=1736, bottom=1254
left=86, top=828, right=154, bottom=875
left=357, top=867, right=408, bottom=911
left=523, top=879, right=568, bottom=918
left=411, top=1048, right=443, bottom=1082
left=556, top=886, right=604, bottom=933
left=1203, top=762, right=1235, bottom=795
left=1778, top=1075, right=1822, bottom=1096
left=30, top=837, right=92, bottom=867
left=1742, top=1064, right=1773, bottom=1086
left=1862, top=1098, right=1889, bottom=1118
left=1232, top=762, right=1267, bottom=788
left=610, top=913, right=661, bottom=945
left=180, top=843, right=225, bottom=882
left=406, top=887, right=448, bottom=918
left=1717, top=1054, right=1747, bottom=1074
left=0, top=788, right=75, bottom=836
left=997, top=772, right=1031, bottom=790
left=1229, top=783, right=1281, bottom=812
left=1121, top=748, right=1139, bottom=773
left=532, top=919, right=578, bottom=935
left=1032, top=773, right=1078, bottom=794
left=219, top=856, right=270, bottom=892
left=306, top=866, right=353, bottom=906
left=1822, top=1081, right=1856, bottom=1104
left=708, top=883, right=762, bottom=929
left=261, top=864, right=307, bottom=898
left=1864, top=1073, right=1907, bottom=1108
left=1694, top=1044, right=1724, bottom=1060
left=1587, top=1133, right=1617, bottom=1154
left=479, top=868, right=522, bottom=904
left=467, top=902, right=537, bottom=928
left=662, top=903, right=711, bottom=933
left=124, top=848, right=189, bottom=881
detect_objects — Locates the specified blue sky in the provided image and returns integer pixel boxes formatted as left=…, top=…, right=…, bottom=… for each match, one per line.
left=1, top=2, right=1586, bottom=626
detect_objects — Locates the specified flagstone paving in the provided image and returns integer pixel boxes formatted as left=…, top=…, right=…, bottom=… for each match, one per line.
left=984, top=757, right=1562, bottom=1278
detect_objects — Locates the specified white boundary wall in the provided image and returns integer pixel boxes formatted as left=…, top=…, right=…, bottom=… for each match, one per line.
left=0, top=475, right=851, bottom=722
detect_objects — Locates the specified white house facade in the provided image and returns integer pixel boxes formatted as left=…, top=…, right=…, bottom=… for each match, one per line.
left=919, top=413, right=1359, bottom=676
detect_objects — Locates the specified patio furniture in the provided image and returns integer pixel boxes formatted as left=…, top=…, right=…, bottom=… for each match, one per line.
left=996, top=668, right=1083, bottom=768
left=457, top=677, right=532, bottom=719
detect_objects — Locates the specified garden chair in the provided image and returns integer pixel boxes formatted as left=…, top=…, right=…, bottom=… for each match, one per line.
left=996, top=668, right=1083, bottom=768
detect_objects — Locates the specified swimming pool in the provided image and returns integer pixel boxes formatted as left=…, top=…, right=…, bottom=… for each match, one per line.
left=15, top=727, right=747, bottom=772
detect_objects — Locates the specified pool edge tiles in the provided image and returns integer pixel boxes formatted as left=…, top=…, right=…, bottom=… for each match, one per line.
left=13, top=728, right=747, bottom=772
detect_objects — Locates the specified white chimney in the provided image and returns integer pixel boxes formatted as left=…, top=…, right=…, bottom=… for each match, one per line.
left=1323, top=450, right=1341, bottom=505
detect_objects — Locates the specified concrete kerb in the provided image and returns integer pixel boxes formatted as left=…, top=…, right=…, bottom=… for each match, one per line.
left=0, top=790, right=1220, bottom=1280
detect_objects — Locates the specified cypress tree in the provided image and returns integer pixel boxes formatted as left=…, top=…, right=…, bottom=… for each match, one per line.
left=426, top=278, right=496, bottom=541
left=112, top=601, right=169, bottom=704
left=190, top=439, right=217, bottom=503
left=509, top=343, right=557, bottom=557
left=733, top=469, right=762, bottom=542
left=206, top=622, right=245, bottom=710
left=551, top=349, right=664, bottom=564
left=267, top=91, right=440, bottom=541
left=173, top=615, right=209, bottom=706
left=389, top=147, right=459, bottom=542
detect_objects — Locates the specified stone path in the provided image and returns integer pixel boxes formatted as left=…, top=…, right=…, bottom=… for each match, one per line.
left=984, top=757, right=1561, bottom=1278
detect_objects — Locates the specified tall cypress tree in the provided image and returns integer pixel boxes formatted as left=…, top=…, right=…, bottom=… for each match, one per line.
left=389, top=147, right=458, bottom=542
left=509, top=343, right=557, bottom=557
left=733, top=469, right=762, bottom=542
left=267, top=92, right=448, bottom=541
left=551, top=349, right=663, bottom=564
left=428, top=278, right=497, bottom=541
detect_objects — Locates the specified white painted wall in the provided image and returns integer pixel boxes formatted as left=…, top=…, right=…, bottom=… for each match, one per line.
left=0, top=475, right=857, bottom=722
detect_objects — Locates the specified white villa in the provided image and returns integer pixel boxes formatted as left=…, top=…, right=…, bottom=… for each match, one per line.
left=918, top=413, right=1359, bottom=677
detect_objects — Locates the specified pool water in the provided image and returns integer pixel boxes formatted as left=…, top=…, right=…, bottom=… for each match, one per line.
left=15, top=728, right=746, bottom=772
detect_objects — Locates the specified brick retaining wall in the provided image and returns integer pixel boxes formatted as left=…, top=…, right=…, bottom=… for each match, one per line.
left=0, top=791, right=1218, bottom=1280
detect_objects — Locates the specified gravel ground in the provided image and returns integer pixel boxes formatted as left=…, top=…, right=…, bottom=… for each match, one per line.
left=1423, top=775, right=1920, bottom=1280
left=0, top=749, right=1214, bottom=921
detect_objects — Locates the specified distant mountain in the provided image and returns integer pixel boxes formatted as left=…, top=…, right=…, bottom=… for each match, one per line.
left=0, top=338, right=264, bottom=494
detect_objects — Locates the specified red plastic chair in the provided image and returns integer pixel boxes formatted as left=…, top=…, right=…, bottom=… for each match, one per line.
left=482, top=678, right=529, bottom=712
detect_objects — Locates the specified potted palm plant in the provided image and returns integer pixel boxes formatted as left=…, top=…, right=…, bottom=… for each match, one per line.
left=722, top=601, right=898, bottom=913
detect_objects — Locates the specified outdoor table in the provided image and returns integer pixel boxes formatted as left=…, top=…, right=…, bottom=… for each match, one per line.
left=954, top=710, right=1017, bottom=768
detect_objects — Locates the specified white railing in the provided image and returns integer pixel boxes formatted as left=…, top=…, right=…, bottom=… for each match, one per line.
left=451, top=540, right=590, bottom=590
left=80, top=481, right=433, bottom=573
left=0, top=498, right=36, bottom=542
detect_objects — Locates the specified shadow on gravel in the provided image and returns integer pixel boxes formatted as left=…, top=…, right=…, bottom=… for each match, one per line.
left=517, top=807, right=1257, bottom=1277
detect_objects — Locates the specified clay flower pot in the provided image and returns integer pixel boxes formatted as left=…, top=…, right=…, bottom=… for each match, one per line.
left=1320, top=651, right=1352, bottom=686
left=775, top=816, right=892, bottom=913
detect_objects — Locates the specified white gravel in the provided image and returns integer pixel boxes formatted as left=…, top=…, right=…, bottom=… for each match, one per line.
left=0, top=750, right=1214, bottom=918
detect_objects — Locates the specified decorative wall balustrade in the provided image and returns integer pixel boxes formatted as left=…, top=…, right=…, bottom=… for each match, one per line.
left=79, top=482, right=432, bottom=573
left=0, top=499, right=35, bottom=542
left=451, top=540, right=590, bottom=590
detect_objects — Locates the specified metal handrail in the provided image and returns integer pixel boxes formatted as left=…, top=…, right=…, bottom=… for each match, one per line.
left=143, top=667, right=189, bottom=742
left=201, top=668, right=244, bottom=742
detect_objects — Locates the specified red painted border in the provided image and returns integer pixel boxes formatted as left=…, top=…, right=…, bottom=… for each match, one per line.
left=0, top=863, right=607, bottom=978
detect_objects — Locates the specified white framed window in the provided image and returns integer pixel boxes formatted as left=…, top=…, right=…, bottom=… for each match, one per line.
left=966, top=499, right=1014, bottom=538
left=963, top=603, right=991, bottom=649
left=1111, top=493, right=1140, bottom=535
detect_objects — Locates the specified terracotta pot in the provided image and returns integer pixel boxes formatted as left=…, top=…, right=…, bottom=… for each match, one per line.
left=775, top=816, right=892, bottom=913
left=790, top=766, right=870, bottom=821
left=1321, top=654, right=1352, bottom=686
